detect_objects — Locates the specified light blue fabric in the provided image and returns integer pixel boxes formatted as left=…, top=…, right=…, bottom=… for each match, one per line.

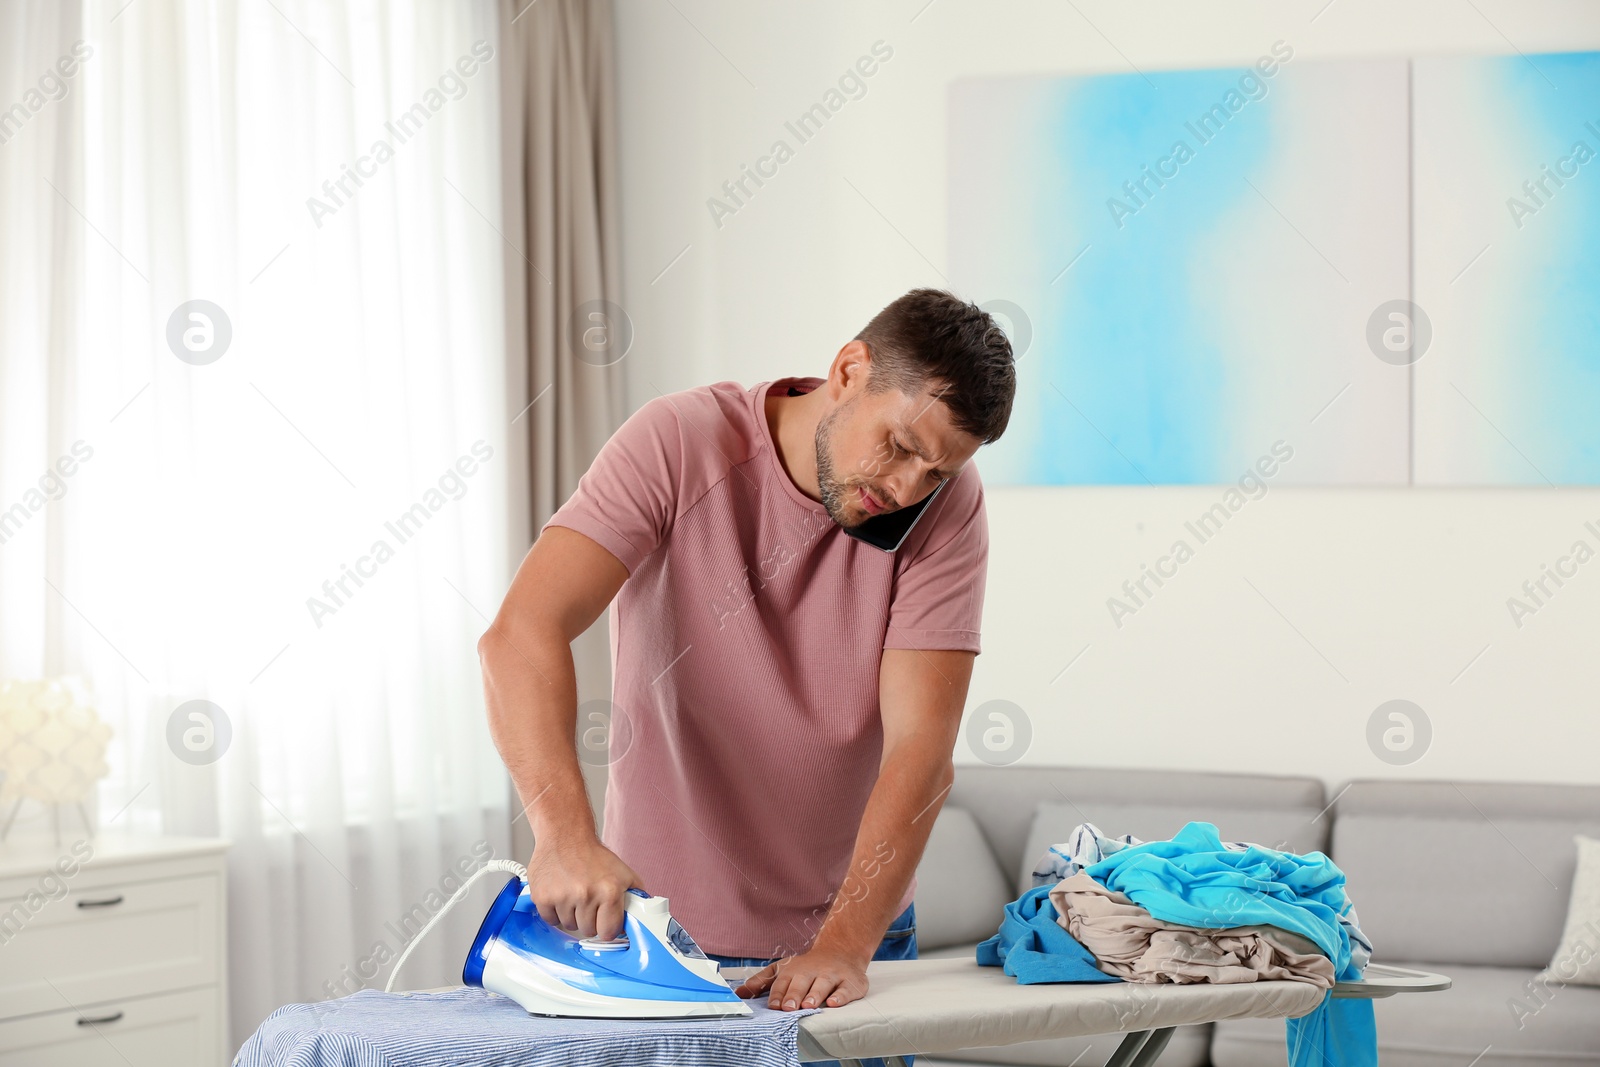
left=1086, top=821, right=1377, bottom=1067
left=232, top=986, right=822, bottom=1067
left=975, top=884, right=1122, bottom=985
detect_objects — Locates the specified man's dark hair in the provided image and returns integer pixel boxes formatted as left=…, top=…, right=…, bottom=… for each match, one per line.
left=853, top=288, right=1017, bottom=443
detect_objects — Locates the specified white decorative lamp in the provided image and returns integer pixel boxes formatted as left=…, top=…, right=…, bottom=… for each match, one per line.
left=0, top=678, right=112, bottom=842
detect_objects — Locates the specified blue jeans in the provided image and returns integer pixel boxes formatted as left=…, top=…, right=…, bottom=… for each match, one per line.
left=706, top=902, right=917, bottom=1067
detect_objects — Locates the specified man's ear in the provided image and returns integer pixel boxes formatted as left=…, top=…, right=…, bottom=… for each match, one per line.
left=829, top=340, right=873, bottom=399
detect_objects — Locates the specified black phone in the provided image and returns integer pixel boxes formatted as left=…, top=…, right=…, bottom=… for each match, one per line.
left=841, top=479, right=947, bottom=552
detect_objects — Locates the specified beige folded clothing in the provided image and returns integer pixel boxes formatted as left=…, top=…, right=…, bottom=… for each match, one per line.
left=1048, top=872, right=1336, bottom=988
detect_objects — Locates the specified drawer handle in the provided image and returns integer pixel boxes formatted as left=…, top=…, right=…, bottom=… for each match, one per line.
left=76, top=895, right=125, bottom=909
left=77, top=1011, right=124, bottom=1026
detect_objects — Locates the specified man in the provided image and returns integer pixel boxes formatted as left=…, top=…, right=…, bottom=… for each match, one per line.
left=478, top=288, right=1016, bottom=1034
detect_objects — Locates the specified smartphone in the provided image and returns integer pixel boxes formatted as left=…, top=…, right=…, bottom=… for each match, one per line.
left=842, top=479, right=947, bottom=552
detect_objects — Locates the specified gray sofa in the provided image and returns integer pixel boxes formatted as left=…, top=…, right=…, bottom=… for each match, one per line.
left=911, top=766, right=1600, bottom=1067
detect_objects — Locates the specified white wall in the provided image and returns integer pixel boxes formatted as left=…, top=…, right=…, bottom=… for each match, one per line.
left=611, top=0, right=1600, bottom=789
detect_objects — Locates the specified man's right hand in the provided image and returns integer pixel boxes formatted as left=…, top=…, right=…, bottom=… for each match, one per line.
left=525, top=838, right=643, bottom=942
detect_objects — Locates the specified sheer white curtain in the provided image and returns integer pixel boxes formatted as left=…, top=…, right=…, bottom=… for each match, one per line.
left=2, top=0, right=521, bottom=1045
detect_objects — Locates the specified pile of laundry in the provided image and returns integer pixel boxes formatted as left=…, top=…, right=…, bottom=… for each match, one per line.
left=977, top=821, right=1377, bottom=1067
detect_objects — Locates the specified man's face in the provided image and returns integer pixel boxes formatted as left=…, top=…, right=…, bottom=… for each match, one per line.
left=814, top=381, right=982, bottom=529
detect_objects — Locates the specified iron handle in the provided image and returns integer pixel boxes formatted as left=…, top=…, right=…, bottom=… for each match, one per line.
left=76, top=895, right=124, bottom=909
left=77, top=1011, right=124, bottom=1026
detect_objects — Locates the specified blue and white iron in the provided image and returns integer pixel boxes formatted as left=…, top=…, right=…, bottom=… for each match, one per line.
left=385, top=859, right=751, bottom=1019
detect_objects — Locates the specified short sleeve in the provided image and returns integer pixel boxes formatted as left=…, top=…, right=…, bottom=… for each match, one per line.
left=541, top=395, right=683, bottom=574
left=882, top=467, right=988, bottom=654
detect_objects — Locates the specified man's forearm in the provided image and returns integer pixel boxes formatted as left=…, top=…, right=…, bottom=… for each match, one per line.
left=807, top=741, right=954, bottom=961
left=479, top=621, right=596, bottom=848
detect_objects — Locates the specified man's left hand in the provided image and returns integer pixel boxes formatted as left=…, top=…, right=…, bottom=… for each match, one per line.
left=733, top=945, right=871, bottom=1010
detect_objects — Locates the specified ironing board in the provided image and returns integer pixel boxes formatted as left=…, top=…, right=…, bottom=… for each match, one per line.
left=717, top=958, right=1451, bottom=1067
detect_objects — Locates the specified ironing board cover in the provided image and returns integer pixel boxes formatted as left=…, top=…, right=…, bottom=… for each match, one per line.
left=233, top=986, right=823, bottom=1067
left=791, top=957, right=1326, bottom=1062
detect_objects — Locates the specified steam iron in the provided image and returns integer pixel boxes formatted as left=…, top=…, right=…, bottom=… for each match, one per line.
left=384, top=860, right=750, bottom=1019
left=465, top=877, right=751, bottom=1019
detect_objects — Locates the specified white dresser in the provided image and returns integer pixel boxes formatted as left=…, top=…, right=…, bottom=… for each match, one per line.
left=0, top=835, right=229, bottom=1066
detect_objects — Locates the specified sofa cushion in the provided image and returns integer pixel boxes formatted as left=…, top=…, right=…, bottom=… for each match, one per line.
left=1547, top=834, right=1600, bottom=985
left=915, top=805, right=1015, bottom=951
left=920, top=941, right=986, bottom=962
left=1331, top=780, right=1600, bottom=968
left=1211, top=962, right=1600, bottom=1067
left=1017, top=801, right=1333, bottom=897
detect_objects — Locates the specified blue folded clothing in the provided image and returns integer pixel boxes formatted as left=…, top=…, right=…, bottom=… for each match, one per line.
left=975, top=883, right=1121, bottom=985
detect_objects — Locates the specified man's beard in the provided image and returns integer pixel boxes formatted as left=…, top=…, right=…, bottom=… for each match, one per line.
left=814, top=398, right=862, bottom=528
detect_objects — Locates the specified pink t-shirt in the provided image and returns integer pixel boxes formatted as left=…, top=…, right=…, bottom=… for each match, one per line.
left=542, top=376, right=988, bottom=957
